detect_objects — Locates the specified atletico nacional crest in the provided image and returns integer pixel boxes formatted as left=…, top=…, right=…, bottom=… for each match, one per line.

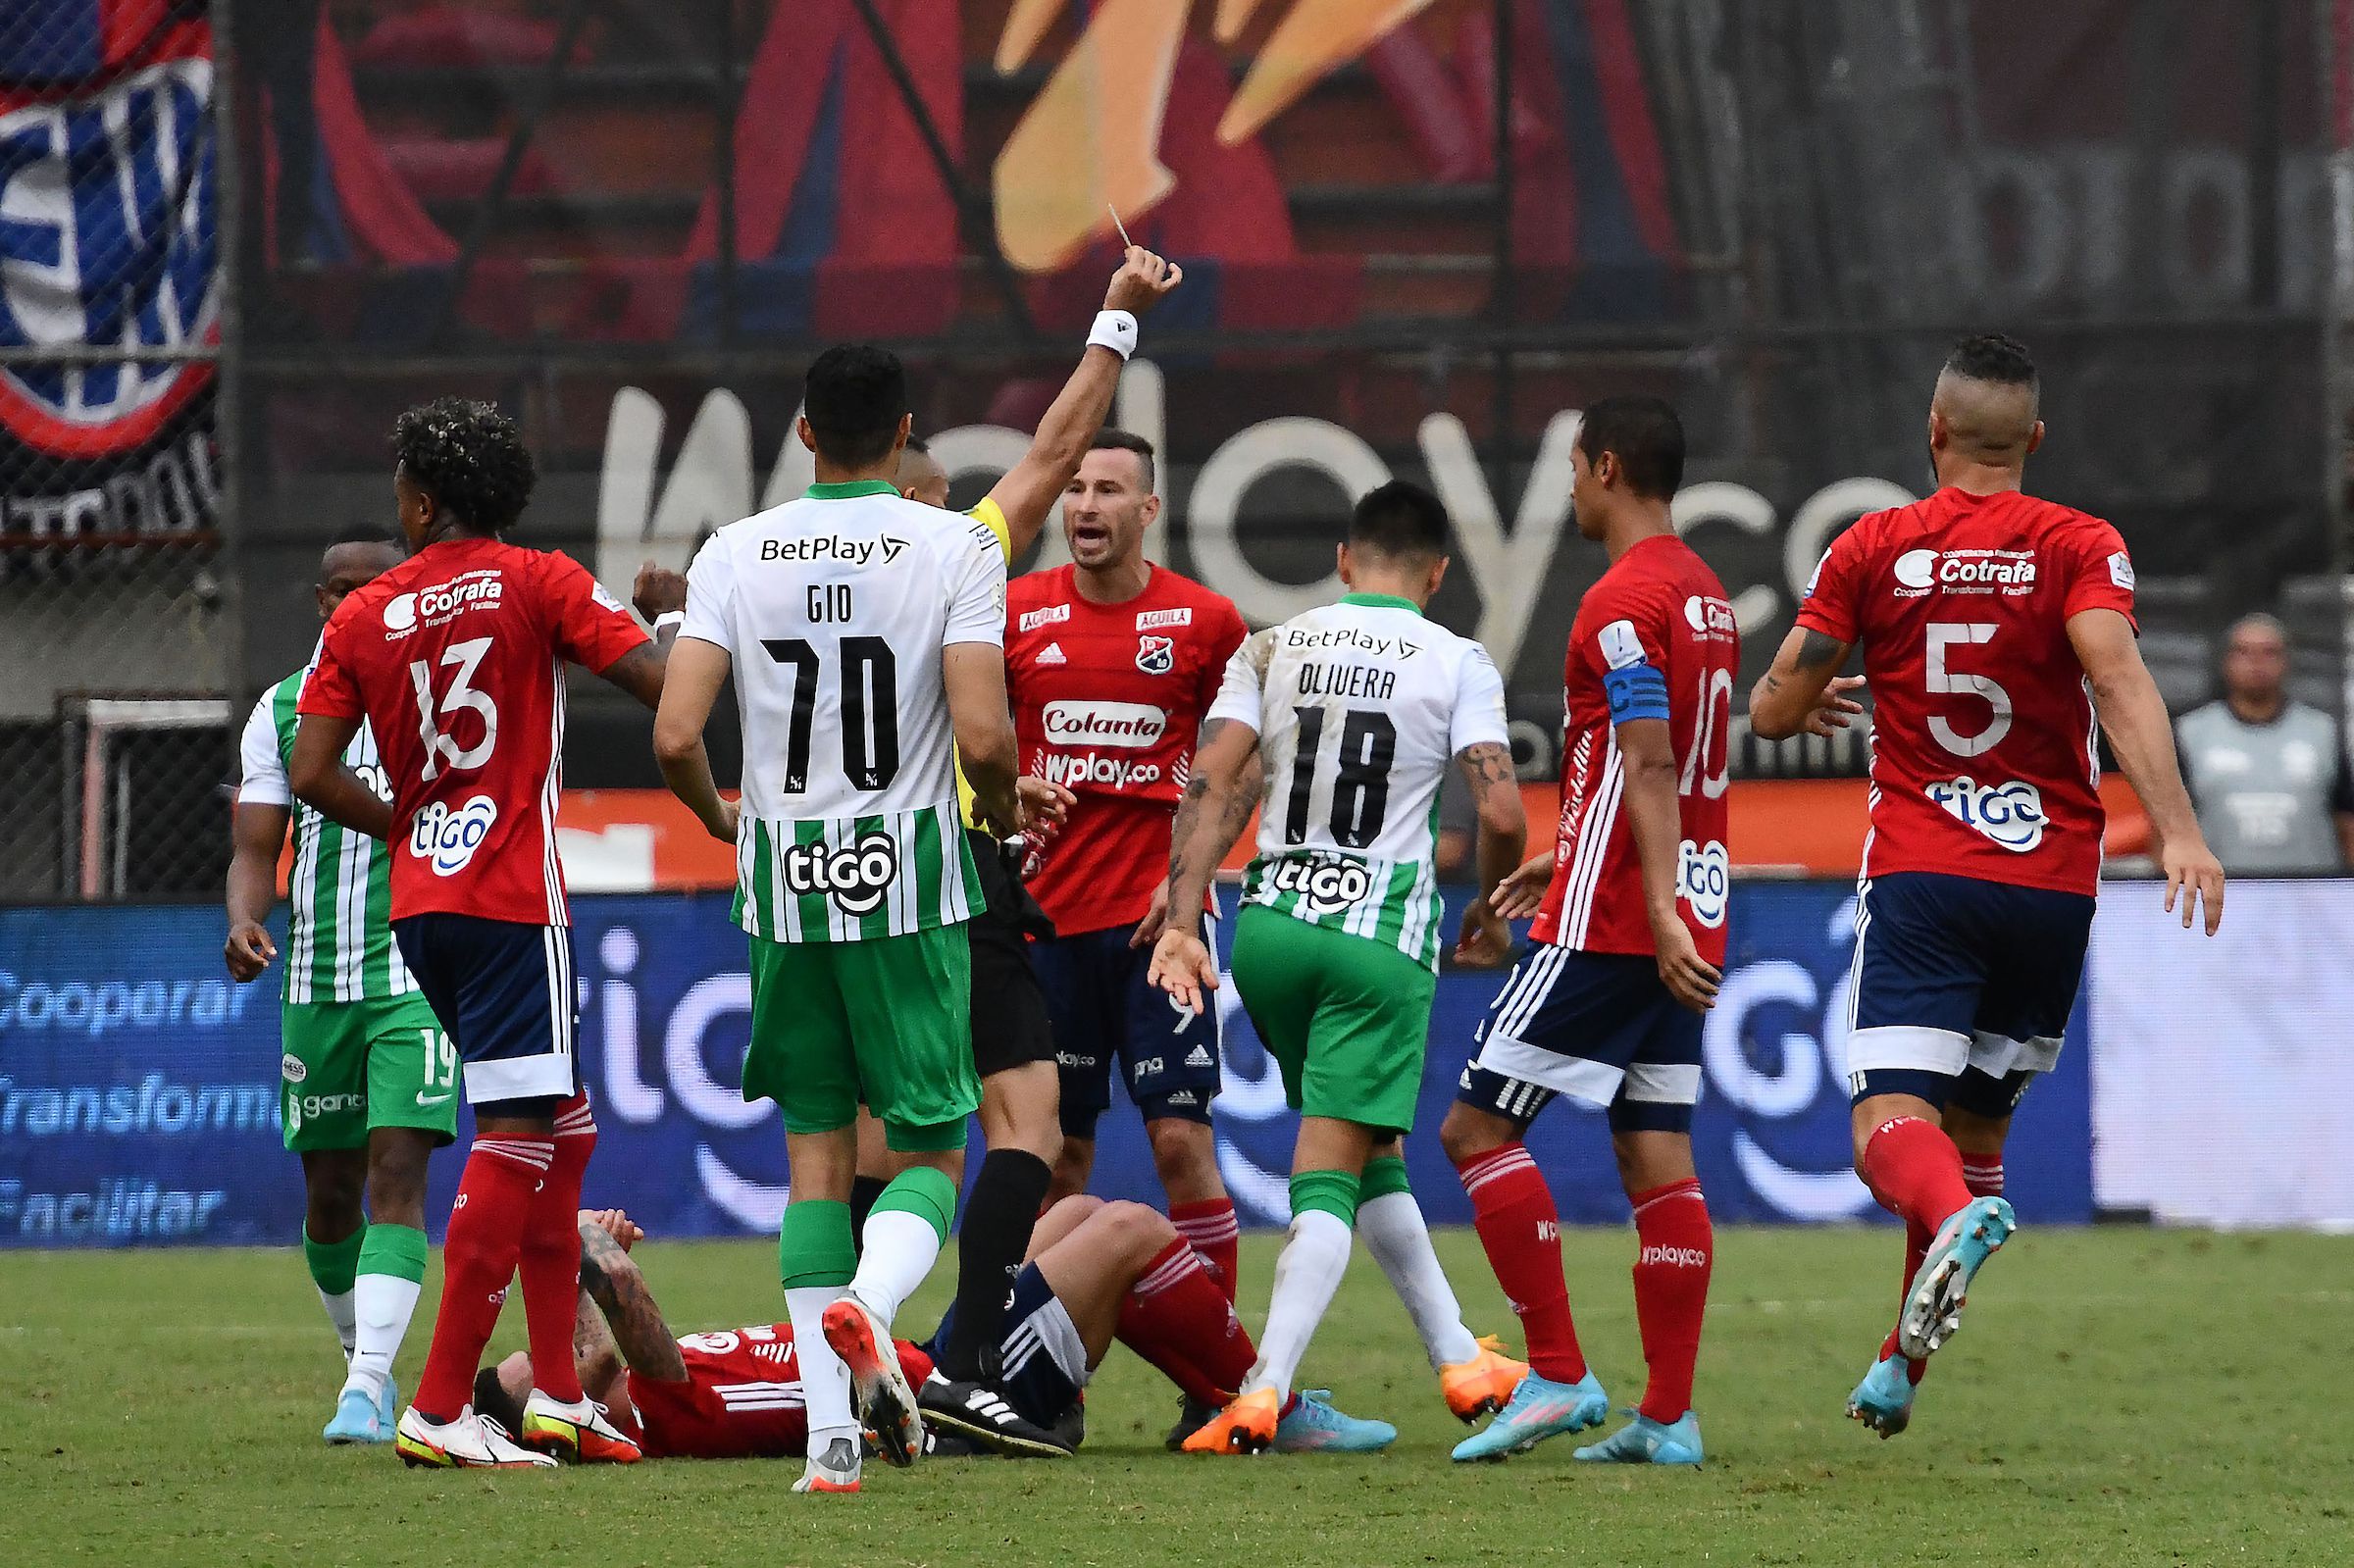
left=1136, top=634, right=1175, bottom=675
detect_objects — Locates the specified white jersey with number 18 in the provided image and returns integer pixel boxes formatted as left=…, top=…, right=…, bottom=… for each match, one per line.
left=1207, top=592, right=1510, bottom=970
left=681, top=480, right=1007, bottom=942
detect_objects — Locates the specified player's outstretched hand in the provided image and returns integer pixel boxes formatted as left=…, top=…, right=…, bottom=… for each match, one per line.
left=1149, top=927, right=1219, bottom=1015
left=1453, top=898, right=1513, bottom=970
left=224, top=920, right=276, bottom=983
left=2163, top=835, right=2226, bottom=935
left=1129, top=880, right=1173, bottom=948
left=1105, top=246, right=1184, bottom=316
left=633, top=560, right=688, bottom=622
left=1653, top=922, right=1722, bottom=1012
left=1806, top=675, right=1868, bottom=737
left=1489, top=852, right=1556, bottom=922
left=582, top=1208, right=644, bottom=1251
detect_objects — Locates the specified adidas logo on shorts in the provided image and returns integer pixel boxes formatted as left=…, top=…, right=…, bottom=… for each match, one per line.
left=1184, top=1044, right=1215, bottom=1068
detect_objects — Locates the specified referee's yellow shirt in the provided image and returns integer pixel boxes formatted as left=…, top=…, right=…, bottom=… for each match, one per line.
left=955, top=495, right=1014, bottom=831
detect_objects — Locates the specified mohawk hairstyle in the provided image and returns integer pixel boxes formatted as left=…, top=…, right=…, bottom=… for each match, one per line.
left=1944, top=332, right=2037, bottom=387
left=392, top=396, right=537, bottom=535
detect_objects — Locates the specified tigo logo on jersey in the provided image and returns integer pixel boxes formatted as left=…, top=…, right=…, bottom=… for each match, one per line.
left=1263, top=854, right=1374, bottom=915
left=1675, top=839, right=1730, bottom=929
left=781, top=830, right=898, bottom=917
left=410, top=794, right=500, bottom=876
left=1925, top=777, right=2047, bottom=851
left=1136, top=634, right=1176, bottom=675
left=1040, top=752, right=1162, bottom=789
left=1136, top=607, right=1193, bottom=631
left=1893, top=548, right=2037, bottom=596
left=1042, top=700, right=1167, bottom=747
left=384, top=571, right=504, bottom=633
left=1019, top=603, right=1071, bottom=632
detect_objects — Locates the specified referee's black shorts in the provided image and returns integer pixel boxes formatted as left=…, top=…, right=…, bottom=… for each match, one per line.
left=964, top=828, right=1057, bottom=1079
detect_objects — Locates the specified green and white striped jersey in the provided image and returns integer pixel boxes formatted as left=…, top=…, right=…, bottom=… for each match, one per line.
left=237, top=663, right=416, bottom=1004
left=682, top=480, right=1002, bottom=942
left=1208, top=593, right=1510, bottom=971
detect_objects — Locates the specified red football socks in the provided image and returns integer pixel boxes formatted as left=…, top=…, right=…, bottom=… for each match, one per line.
left=411, top=1136, right=552, bottom=1420
left=1169, top=1199, right=1241, bottom=1304
left=1455, top=1142, right=1586, bottom=1384
left=1860, top=1116, right=1974, bottom=1235
left=517, top=1094, right=597, bottom=1404
left=1629, top=1178, right=1712, bottom=1423
left=1116, top=1237, right=1254, bottom=1406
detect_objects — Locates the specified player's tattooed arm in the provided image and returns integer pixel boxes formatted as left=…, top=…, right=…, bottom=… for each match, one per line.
left=286, top=714, right=395, bottom=840
left=1749, top=628, right=1862, bottom=741
left=1452, top=742, right=1527, bottom=968
left=576, top=1217, right=689, bottom=1382
left=1151, top=719, right=1259, bottom=1011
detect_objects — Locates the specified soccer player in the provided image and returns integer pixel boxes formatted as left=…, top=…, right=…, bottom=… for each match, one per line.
left=474, top=1202, right=1392, bottom=1470
left=1149, top=481, right=1531, bottom=1455
left=1439, top=396, right=1766, bottom=1468
left=1008, top=430, right=1250, bottom=1385
left=290, top=397, right=681, bottom=1470
left=226, top=531, right=454, bottom=1445
left=651, top=344, right=1070, bottom=1493
left=1749, top=334, right=2226, bottom=1438
left=879, top=245, right=1187, bottom=1450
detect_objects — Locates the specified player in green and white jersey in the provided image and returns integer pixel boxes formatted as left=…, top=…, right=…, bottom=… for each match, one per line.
left=652, top=344, right=1070, bottom=1493
left=227, top=532, right=456, bottom=1446
left=1148, top=481, right=1532, bottom=1454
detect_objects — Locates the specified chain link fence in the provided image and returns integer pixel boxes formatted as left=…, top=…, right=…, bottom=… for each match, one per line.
left=0, top=3, right=230, bottom=900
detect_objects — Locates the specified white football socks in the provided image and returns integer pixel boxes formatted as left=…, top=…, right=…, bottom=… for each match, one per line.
left=786, top=1285, right=858, bottom=1452
left=851, top=1209, right=943, bottom=1323
left=342, top=1273, right=424, bottom=1402
left=1357, top=1189, right=1480, bottom=1370
left=317, top=1287, right=358, bottom=1360
left=1242, top=1208, right=1355, bottom=1403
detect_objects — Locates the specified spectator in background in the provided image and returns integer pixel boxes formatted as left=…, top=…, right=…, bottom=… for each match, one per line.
left=2174, top=614, right=2354, bottom=873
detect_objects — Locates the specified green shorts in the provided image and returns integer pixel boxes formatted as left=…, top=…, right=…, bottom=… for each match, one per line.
left=743, top=926, right=980, bottom=1150
left=1228, top=904, right=1436, bottom=1137
left=279, top=994, right=460, bottom=1153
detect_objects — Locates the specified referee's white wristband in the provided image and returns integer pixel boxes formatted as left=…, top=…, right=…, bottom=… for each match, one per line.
left=653, top=611, right=687, bottom=632
left=1089, top=310, right=1139, bottom=360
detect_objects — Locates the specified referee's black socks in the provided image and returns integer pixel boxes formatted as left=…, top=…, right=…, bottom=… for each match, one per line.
left=936, top=1148, right=1053, bottom=1382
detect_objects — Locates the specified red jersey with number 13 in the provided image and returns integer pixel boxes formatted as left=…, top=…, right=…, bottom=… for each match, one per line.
left=1005, top=565, right=1247, bottom=935
left=1795, top=486, right=2136, bottom=896
left=301, top=535, right=648, bottom=926
left=1532, top=535, right=1737, bottom=964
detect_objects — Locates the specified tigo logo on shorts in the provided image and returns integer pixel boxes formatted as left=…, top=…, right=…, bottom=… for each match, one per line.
left=410, top=794, right=500, bottom=876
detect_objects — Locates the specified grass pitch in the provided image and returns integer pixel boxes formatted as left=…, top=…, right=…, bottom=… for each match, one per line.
left=5, top=1227, right=2349, bottom=1566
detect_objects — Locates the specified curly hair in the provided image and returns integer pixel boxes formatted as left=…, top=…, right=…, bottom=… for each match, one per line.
left=392, top=396, right=537, bottom=535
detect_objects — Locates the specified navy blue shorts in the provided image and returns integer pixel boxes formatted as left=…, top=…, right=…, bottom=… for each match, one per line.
left=1457, top=946, right=1703, bottom=1135
left=392, top=913, right=578, bottom=1109
left=1031, top=918, right=1221, bottom=1138
left=1846, top=871, right=2093, bottom=1116
left=924, top=1263, right=1088, bottom=1429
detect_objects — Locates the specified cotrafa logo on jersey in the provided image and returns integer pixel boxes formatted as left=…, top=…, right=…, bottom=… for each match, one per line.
left=1892, top=548, right=2037, bottom=597
left=411, top=795, right=499, bottom=876
left=1043, top=700, right=1166, bottom=747
left=1682, top=596, right=1737, bottom=640
left=1926, top=776, right=2047, bottom=851
left=782, top=830, right=897, bottom=917
left=384, top=571, right=504, bottom=633
left=1264, top=854, right=1374, bottom=915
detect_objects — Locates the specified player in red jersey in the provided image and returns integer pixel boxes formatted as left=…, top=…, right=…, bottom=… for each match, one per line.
left=1438, top=397, right=1814, bottom=1467
left=475, top=1204, right=1389, bottom=1469
left=1750, top=335, right=2224, bottom=1439
left=1005, top=432, right=1250, bottom=1384
left=291, top=398, right=687, bottom=1470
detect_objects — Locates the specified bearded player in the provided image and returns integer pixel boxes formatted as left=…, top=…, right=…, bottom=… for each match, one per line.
left=1006, top=430, right=1249, bottom=1444
left=1749, top=334, right=2225, bottom=1438
left=291, top=398, right=682, bottom=1469
left=477, top=1203, right=1392, bottom=1471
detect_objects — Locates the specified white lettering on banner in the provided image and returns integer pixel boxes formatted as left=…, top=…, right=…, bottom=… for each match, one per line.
left=0, top=1074, right=279, bottom=1137
left=0, top=1179, right=230, bottom=1242
left=0, top=972, right=256, bottom=1036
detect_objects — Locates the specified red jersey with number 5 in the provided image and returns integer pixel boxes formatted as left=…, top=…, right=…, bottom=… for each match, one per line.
left=300, top=535, right=647, bottom=926
left=1532, top=535, right=1737, bottom=963
left=1795, top=486, right=2136, bottom=896
left=1004, top=565, right=1247, bottom=935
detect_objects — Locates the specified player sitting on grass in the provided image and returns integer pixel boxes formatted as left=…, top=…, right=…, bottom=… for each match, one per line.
left=477, top=1202, right=1392, bottom=1472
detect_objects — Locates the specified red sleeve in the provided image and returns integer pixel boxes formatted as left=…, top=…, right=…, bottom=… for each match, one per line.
left=1199, top=599, right=1248, bottom=714
left=297, top=606, right=365, bottom=719
left=544, top=552, right=651, bottom=672
left=1793, top=520, right=1868, bottom=644
left=2062, top=521, right=2138, bottom=630
left=1574, top=575, right=1668, bottom=678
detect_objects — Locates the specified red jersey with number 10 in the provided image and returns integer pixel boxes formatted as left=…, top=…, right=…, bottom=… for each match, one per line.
left=1531, top=535, right=1738, bottom=963
left=301, top=535, right=648, bottom=927
left=1795, top=486, right=2137, bottom=896
left=1004, top=565, right=1248, bottom=935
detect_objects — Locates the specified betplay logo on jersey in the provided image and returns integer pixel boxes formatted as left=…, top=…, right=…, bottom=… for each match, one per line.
left=1891, top=547, right=2039, bottom=598
left=410, top=794, right=500, bottom=876
left=1262, top=853, right=1374, bottom=915
left=780, top=829, right=898, bottom=917
left=1925, top=776, right=2047, bottom=852
left=1676, top=839, right=1731, bottom=928
left=1135, top=634, right=1176, bottom=675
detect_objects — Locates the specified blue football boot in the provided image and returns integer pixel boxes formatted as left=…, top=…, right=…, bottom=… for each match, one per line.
left=1572, top=1409, right=1704, bottom=1466
left=1450, top=1370, right=1610, bottom=1462
left=1898, top=1196, right=2016, bottom=1361
left=1847, top=1354, right=1916, bottom=1439
left=1274, top=1390, right=1397, bottom=1453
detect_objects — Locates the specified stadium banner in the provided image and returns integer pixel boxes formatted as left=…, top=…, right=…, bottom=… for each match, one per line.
left=2088, top=880, right=2354, bottom=1231
left=0, top=882, right=2098, bottom=1248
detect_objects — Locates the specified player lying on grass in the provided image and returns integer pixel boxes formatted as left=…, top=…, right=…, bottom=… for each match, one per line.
left=476, top=1201, right=1392, bottom=1481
